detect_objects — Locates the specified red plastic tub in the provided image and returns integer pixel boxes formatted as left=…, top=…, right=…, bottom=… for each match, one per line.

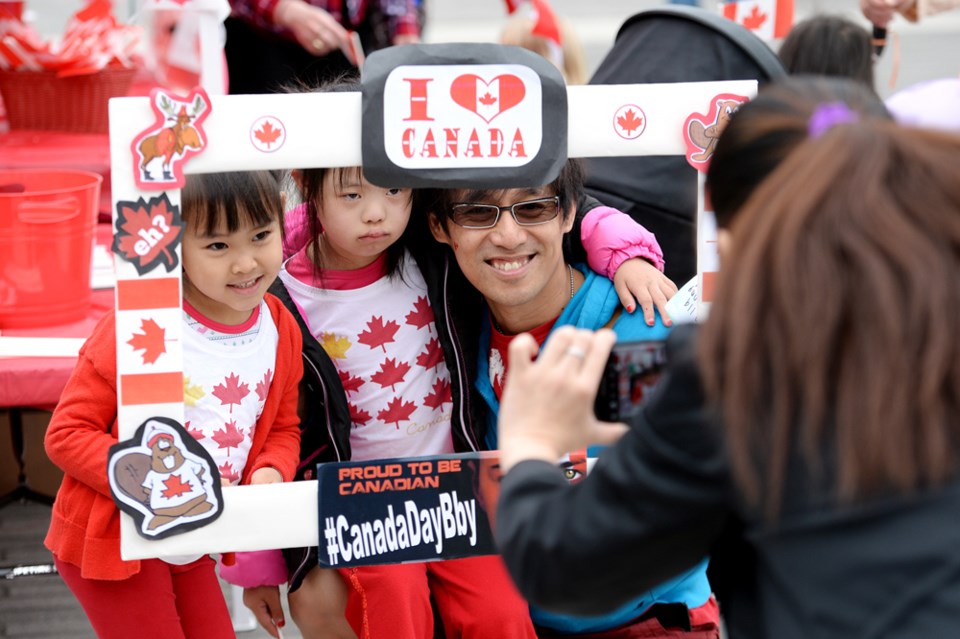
left=0, top=170, right=102, bottom=328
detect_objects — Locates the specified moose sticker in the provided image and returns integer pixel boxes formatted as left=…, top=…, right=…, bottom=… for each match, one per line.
left=112, top=192, right=184, bottom=274
left=683, top=93, right=749, bottom=171
left=108, top=417, right=223, bottom=540
left=131, top=87, right=211, bottom=190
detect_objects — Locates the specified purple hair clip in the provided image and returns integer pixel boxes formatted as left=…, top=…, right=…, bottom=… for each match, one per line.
left=808, top=102, right=859, bottom=138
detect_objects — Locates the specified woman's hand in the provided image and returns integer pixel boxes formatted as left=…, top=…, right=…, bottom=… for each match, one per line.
left=498, top=327, right=628, bottom=473
left=612, top=258, right=677, bottom=327
left=274, top=0, right=350, bottom=57
left=860, top=0, right=915, bottom=26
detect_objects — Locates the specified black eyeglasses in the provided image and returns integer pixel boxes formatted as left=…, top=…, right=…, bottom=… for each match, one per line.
left=449, top=196, right=560, bottom=229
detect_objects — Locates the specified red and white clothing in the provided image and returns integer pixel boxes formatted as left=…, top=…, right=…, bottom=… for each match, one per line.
left=280, top=249, right=455, bottom=461
left=183, top=300, right=280, bottom=484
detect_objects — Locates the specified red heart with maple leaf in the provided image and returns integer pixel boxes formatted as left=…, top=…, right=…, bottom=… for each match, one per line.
left=450, top=74, right=526, bottom=123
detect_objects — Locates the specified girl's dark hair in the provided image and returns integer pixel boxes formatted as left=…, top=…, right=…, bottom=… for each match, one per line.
left=778, top=15, right=875, bottom=90
left=181, top=171, right=283, bottom=237
left=706, top=75, right=890, bottom=230
left=700, top=120, right=960, bottom=516
left=295, top=76, right=408, bottom=280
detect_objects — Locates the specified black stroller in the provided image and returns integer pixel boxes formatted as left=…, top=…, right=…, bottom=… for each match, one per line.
left=583, top=6, right=786, bottom=286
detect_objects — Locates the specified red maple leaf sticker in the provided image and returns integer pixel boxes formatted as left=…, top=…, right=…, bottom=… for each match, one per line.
left=213, top=373, right=250, bottom=413
left=423, top=378, right=452, bottom=409
left=255, top=369, right=272, bottom=402
left=126, top=318, right=167, bottom=364
left=370, top=358, right=411, bottom=391
left=617, top=109, right=644, bottom=135
left=349, top=402, right=372, bottom=427
left=378, top=397, right=417, bottom=429
left=479, top=92, right=497, bottom=106
left=254, top=121, right=282, bottom=148
left=357, top=316, right=401, bottom=352
left=212, top=419, right=245, bottom=454
left=743, top=5, right=768, bottom=29
left=416, top=337, right=445, bottom=370
left=112, top=193, right=184, bottom=274
left=405, top=296, right=435, bottom=330
left=219, top=460, right=239, bottom=484
left=161, top=474, right=192, bottom=499
left=185, top=420, right=204, bottom=441
left=338, top=369, right=366, bottom=396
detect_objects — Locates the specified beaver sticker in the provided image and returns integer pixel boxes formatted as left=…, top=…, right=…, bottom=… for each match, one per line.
left=131, top=87, right=211, bottom=190
left=683, top=93, right=749, bottom=172
left=108, top=417, right=223, bottom=540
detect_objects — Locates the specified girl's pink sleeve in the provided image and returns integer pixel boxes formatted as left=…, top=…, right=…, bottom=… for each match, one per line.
left=580, top=206, right=665, bottom=278
left=219, top=550, right=288, bottom=587
left=283, top=202, right=312, bottom=260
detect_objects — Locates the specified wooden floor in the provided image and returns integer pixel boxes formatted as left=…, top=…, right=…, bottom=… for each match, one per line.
left=0, top=498, right=300, bottom=638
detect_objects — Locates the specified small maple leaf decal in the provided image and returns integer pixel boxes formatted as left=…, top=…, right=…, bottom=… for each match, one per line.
left=127, top=318, right=167, bottom=364
left=320, top=332, right=352, bottom=359
left=479, top=92, right=497, bottom=106
left=184, top=420, right=204, bottom=441
left=405, top=296, right=435, bottom=330
left=378, top=397, right=417, bottom=429
left=617, top=109, right=644, bottom=135
left=212, top=419, right=245, bottom=454
left=112, top=193, right=184, bottom=274
left=213, top=373, right=250, bottom=413
left=416, top=337, right=445, bottom=370
left=742, top=5, right=768, bottom=29
left=338, top=369, right=365, bottom=396
left=254, top=120, right=282, bottom=147
left=370, top=358, right=411, bottom=391
left=161, top=474, right=192, bottom=499
left=423, top=378, right=452, bottom=410
left=255, top=369, right=272, bottom=402
left=357, top=316, right=401, bottom=352
left=219, top=460, right=239, bottom=484
left=183, top=377, right=205, bottom=407
left=349, top=402, right=372, bottom=427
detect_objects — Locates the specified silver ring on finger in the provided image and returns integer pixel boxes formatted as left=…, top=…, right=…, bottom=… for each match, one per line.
left=565, top=345, right=586, bottom=360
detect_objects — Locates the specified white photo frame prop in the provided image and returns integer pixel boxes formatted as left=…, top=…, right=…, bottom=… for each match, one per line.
left=110, top=66, right=755, bottom=559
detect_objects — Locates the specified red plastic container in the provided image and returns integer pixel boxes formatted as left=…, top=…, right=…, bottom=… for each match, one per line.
left=0, top=170, right=102, bottom=328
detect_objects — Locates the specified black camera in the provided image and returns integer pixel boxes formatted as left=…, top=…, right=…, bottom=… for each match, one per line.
left=594, top=339, right=667, bottom=422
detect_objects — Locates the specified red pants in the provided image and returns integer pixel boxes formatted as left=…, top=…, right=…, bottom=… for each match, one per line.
left=54, top=555, right=234, bottom=639
left=340, top=555, right=537, bottom=639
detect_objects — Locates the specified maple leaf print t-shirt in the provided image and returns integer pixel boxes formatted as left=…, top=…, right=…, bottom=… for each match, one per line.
left=280, top=250, right=455, bottom=461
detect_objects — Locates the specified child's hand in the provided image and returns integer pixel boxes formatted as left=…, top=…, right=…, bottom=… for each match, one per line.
left=243, top=585, right=286, bottom=638
left=251, top=467, right=283, bottom=485
left=612, top=258, right=678, bottom=327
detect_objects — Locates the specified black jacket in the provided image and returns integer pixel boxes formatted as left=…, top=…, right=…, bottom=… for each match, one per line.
left=497, top=325, right=960, bottom=639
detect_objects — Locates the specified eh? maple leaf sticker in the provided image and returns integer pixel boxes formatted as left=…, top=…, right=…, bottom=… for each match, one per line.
left=113, top=193, right=184, bottom=274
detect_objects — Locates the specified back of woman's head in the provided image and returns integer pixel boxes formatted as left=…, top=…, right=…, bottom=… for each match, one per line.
left=777, top=15, right=875, bottom=90
left=706, top=75, right=889, bottom=229
left=701, top=121, right=960, bottom=514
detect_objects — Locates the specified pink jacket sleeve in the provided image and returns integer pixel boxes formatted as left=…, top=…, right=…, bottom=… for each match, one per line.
left=283, top=202, right=312, bottom=260
left=580, top=206, right=665, bottom=278
left=219, top=549, right=289, bottom=587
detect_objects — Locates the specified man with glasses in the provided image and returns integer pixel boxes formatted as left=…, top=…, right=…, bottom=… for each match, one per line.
left=426, top=159, right=719, bottom=638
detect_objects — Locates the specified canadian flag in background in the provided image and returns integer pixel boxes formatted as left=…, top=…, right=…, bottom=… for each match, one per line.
left=720, top=0, right=794, bottom=41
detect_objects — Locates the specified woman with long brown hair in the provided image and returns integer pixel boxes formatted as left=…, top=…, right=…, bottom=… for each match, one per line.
left=491, top=76, right=960, bottom=639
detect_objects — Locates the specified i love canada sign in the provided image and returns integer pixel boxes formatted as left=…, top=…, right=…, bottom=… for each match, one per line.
left=362, top=44, right=568, bottom=188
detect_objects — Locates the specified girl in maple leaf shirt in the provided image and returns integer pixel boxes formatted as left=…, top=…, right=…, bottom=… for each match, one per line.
left=226, top=78, right=678, bottom=639
left=44, top=171, right=303, bottom=639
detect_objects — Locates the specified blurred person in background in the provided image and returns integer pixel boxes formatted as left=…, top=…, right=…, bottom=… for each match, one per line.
left=499, top=0, right=587, bottom=85
left=777, top=15, right=876, bottom=91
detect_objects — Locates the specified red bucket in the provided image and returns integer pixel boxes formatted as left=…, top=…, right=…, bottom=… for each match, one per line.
left=0, top=170, right=102, bottom=328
